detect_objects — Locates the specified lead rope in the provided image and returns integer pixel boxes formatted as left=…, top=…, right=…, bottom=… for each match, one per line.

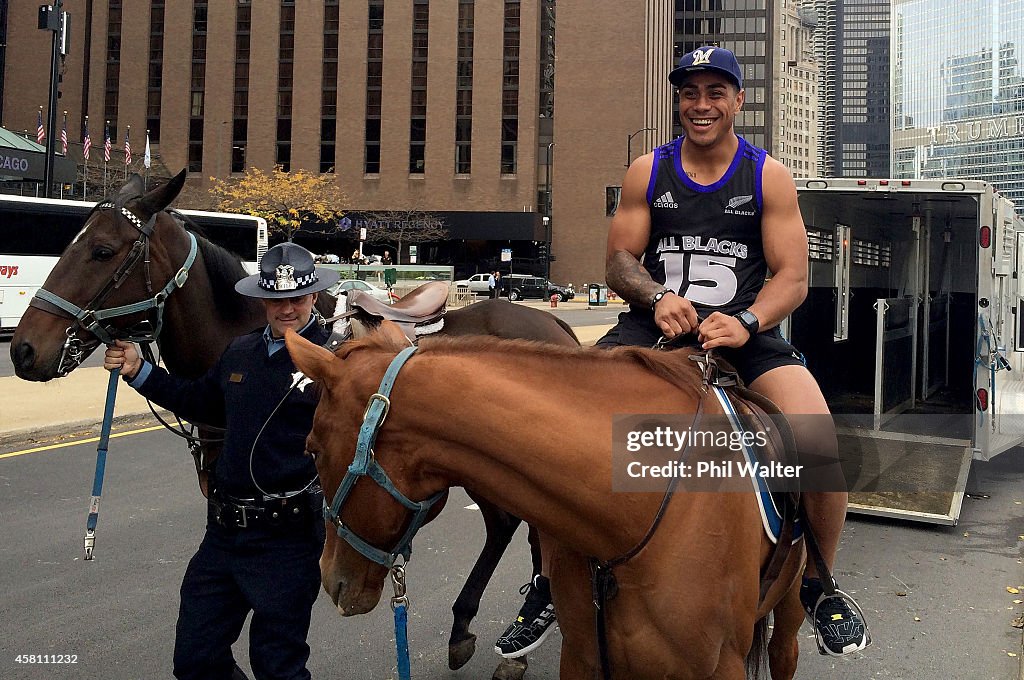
left=391, top=563, right=411, bottom=680
left=83, top=368, right=120, bottom=560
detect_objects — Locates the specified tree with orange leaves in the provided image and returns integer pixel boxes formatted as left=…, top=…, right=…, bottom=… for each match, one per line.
left=209, top=166, right=348, bottom=241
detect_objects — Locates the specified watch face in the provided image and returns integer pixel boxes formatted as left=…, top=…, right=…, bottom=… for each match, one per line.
left=737, top=310, right=757, bottom=329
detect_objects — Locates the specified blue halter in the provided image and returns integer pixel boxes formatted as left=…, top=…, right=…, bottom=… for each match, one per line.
left=323, top=345, right=446, bottom=567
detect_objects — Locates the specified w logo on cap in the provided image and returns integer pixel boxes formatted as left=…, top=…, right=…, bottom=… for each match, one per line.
left=692, top=48, right=716, bottom=66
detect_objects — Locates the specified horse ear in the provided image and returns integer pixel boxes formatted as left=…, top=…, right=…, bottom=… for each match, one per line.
left=285, top=328, right=338, bottom=383
left=137, top=169, right=187, bottom=216
left=116, top=174, right=146, bottom=200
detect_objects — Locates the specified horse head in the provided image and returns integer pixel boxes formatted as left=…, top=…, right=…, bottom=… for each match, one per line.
left=11, top=170, right=188, bottom=381
left=286, top=321, right=449, bottom=616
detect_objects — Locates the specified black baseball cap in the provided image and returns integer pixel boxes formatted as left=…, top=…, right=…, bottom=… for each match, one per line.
left=668, top=46, right=743, bottom=90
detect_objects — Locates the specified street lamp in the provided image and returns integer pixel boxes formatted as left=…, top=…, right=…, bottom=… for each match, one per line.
left=625, top=127, right=656, bottom=168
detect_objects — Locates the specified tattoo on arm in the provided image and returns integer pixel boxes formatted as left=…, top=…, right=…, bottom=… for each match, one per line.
left=606, top=250, right=662, bottom=308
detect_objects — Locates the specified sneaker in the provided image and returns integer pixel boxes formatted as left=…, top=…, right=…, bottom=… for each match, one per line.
left=801, top=578, right=870, bottom=656
left=494, top=575, right=558, bottom=658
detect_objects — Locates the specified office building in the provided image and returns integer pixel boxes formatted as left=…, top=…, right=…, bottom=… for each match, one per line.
left=813, top=0, right=890, bottom=177
left=893, top=0, right=1024, bottom=207
left=1, top=1, right=674, bottom=286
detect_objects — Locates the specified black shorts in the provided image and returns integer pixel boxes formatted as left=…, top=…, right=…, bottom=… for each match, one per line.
left=595, top=311, right=805, bottom=385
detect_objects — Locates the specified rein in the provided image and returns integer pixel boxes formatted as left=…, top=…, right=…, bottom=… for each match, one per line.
left=29, top=201, right=199, bottom=376
left=588, top=363, right=708, bottom=680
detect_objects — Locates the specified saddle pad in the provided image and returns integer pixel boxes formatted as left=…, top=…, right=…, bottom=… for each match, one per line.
left=711, top=385, right=803, bottom=545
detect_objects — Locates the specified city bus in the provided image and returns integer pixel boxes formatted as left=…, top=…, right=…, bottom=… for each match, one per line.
left=0, top=194, right=269, bottom=333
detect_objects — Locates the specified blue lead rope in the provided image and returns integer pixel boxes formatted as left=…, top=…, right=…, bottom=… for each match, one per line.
left=84, top=368, right=120, bottom=560
left=394, top=603, right=411, bottom=680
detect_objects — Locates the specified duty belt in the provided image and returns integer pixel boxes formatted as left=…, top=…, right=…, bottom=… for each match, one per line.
left=209, top=487, right=322, bottom=530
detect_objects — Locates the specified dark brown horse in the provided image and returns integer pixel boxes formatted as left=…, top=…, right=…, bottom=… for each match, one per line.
left=287, top=322, right=807, bottom=680
left=10, top=171, right=579, bottom=678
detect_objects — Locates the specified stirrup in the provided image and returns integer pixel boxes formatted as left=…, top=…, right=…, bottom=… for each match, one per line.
left=808, top=588, right=872, bottom=656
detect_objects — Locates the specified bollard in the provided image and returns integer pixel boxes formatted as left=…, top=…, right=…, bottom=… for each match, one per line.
left=550, top=294, right=558, bottom=308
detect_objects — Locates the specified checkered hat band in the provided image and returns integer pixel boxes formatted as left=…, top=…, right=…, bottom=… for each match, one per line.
left=258, top=271, right=318, bottom=291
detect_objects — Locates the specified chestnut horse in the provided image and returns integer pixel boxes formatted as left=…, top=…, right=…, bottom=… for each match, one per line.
left=286, top=322, right=807, bottom=680
left=10, top=171, right=578, bottom=677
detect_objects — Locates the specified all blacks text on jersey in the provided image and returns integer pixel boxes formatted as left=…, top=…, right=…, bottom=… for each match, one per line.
left=724, top=195, right=757, bottom=216
left=655, top=235, right=749, bottom=259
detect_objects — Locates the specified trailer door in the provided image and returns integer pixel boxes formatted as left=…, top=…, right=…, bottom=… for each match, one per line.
left=873, top=297, right=917, bottom=429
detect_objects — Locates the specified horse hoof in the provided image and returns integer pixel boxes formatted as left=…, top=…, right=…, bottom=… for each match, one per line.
left=448, top=633, right=477, bottom=670
left=492, top=656, right=528, bottom=680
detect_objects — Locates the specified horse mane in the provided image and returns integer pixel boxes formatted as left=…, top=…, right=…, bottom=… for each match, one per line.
left=167, top=212, right=263, bottom=323
left=341, top=330, right=704, bottom=395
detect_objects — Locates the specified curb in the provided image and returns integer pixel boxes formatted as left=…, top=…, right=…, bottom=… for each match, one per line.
left=0, top=411, right=165, bottom=450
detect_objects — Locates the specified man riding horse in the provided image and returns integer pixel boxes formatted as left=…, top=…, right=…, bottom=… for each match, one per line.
left=498, top=45, right=870, bottom=659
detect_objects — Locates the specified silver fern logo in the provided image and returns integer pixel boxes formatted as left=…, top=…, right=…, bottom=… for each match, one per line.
left=725, top=195, right=755, bottom=215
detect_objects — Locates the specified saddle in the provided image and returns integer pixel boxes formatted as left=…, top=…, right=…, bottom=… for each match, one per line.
left=346, top=280, right=449, bottom=342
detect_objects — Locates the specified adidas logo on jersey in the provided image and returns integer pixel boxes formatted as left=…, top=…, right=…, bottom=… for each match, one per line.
left=653, top=191, right=678, bottom=209
left=724, top=194, right=756, bottom=216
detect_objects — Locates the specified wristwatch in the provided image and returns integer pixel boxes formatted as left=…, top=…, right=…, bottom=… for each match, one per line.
left=734, top=309, right=759, bottom=335
left=650, top=288, right=673, bottom=309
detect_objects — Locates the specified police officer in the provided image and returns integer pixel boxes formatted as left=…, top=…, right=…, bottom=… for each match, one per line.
left=104, top=243, right=339, bottom=680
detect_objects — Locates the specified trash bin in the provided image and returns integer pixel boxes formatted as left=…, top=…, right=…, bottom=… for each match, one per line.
left=588, top=283, right=608, bottom=307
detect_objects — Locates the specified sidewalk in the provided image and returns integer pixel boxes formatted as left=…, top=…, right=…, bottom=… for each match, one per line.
left=0, top=368, right=157, bottom=440
left=0, top=319, right=614, bottom=440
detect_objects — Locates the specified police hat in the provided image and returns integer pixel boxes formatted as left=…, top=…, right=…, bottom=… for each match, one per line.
left=234, top=242, right=340, bottom=299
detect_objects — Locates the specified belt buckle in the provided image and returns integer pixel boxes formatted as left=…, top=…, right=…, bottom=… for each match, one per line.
left=237, top=505, right=250, bottom=528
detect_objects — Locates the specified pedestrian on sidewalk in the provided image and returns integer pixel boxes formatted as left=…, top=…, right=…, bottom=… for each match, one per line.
left=103, top=243, right=338, bottom=680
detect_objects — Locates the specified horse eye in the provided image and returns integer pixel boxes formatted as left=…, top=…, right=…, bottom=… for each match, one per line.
left=92, top=246, right=115, bottom=261
left=305, top=448, right=318, bottom=461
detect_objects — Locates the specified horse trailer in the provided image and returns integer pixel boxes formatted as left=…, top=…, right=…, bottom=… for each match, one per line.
left=789, top=178, right=1024, bottom=524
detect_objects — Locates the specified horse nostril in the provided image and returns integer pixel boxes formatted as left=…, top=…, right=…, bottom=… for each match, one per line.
left=12, top=341, right=35, bottom=370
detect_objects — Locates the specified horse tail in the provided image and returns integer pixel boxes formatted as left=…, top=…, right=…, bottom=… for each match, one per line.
left=553, top=315, right=580, bottom=345
left=745, top=616, right=769, bottom=680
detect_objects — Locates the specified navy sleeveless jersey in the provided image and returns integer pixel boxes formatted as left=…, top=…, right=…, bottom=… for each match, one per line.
left=641, top=135, right=768, bottom=318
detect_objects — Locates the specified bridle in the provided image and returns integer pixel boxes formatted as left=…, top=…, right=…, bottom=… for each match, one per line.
left=322, top=345, right=445, bottom=568
left=28, top=198, right=198, bottom=376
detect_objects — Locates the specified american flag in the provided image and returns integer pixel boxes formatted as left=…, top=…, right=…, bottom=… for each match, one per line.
left=60, top=113, right=68, bottom=155
left=36, top=109, right=45, bottom=145
left=103, top=123, right=111, bottom=163
left=124, top=128, right=131, bottom=166
left=83, top=120, right=91, bottom=161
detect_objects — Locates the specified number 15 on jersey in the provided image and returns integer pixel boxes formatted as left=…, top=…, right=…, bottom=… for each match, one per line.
left=659, top=253, right=738, bottom=307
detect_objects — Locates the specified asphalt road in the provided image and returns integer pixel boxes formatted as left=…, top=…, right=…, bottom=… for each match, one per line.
left=2, top=301, right=1022, bottom=679
left=0, top=302, right=625, bottom=378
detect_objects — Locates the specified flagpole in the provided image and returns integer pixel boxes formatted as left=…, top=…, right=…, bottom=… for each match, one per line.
left=124, top=125, right=130, bottom=182
left=83, top=115, right=89, bottom=199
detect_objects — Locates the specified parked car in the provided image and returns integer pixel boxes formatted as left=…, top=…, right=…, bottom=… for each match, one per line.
left=328, top=279, right=398, bottom=304
left=502, top=276, right=575, bottom=302
left=453, top=273, right=493, bottom=295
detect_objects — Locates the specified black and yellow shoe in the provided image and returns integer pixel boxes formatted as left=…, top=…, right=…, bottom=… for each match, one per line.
left=801, top=577, right=871, bottom=656
left=494, top=575, right=558, bottom=658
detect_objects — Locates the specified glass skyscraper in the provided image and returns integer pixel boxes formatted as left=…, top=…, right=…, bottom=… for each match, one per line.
left=814, top=0, right=891, bottom=177
left=893, top=0, right=1024, bottom=206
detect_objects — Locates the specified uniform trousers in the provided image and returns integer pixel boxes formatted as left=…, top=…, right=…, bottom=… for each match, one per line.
left=173, top=521, right=325, bottom=680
